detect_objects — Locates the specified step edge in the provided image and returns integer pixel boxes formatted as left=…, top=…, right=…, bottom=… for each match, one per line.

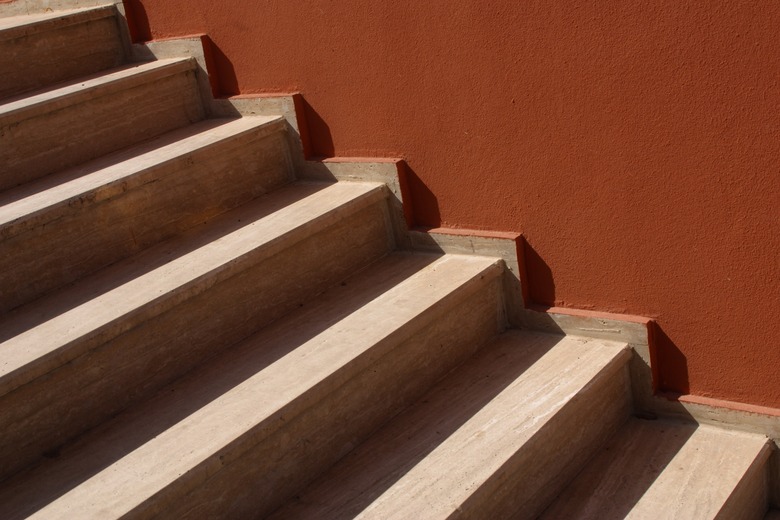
left=0, top=115, right=285, bottom=238
left=452, top=341, right=632, bottom=518
left=27, top=255, right=503, bottom=519
left=0, top=58, right=195, bottom=125
left=717, top=439, right=774, bottom=519
left=0, top=182, right=389, bottom=398
left=0, top=4, right=115, bottom=42
left=283, top=335, right=630, bottom=519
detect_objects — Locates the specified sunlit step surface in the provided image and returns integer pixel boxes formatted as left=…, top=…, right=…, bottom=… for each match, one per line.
left=272, top=330, right=632, bottom=519
left=540, top=418, right=772, bottom=520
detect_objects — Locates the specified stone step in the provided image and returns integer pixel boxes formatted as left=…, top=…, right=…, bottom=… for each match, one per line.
left=540, top=418, right=772, bottom=520
left=0, top=181, right=394, bottom=481
left=269, top=330, right=632, bottom=520
left=0, top=252, right=505, bottom=519
left=0, top=58, right=203, bottom=191
left=0, top=5, right=125, bottom=99
left=0, top=115, right=293, bottom=312
left=0, top=0, right=118, bottom=17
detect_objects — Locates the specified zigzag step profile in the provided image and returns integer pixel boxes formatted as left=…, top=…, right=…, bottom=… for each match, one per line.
left=0, top=115, right=292, bottom=312
left=270, top=331, right=632, bottom=519
left=0, top=5, right=125, bottom=98
left=0, top=58, right=203, bottom=190
left=0, top=1, right=775, bottom=516
left=0, top=181, right=393, bottom=480
left=0, top=252, right=504, bottom=519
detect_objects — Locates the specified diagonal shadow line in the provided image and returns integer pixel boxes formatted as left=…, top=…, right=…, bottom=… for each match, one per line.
left=267, top=332, right=561, bottom=519
left=0, top=253, right=440, bottom=519
left=536, top=418, right=697, bottom=519
left=0, top=182, right=329, bottom=342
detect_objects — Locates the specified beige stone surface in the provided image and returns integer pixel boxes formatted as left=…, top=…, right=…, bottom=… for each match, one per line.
left=540, top=418, right=771, bottom=520
left=270, top=331, right=631, bottom=520
left=0, top=1, right=122, bottom=17
left=303, top=159, right=410, bottom=246
left=0, top=58, right=203, bottom=190
left=409, top=228, right=525, bottom=331
left=0, top=115, right=290, bottom=312
left=0, top=253, right=502, bottom=519
left=0, top=181, right=391, bottom=480
left=0, top=6, right=125, bottom=98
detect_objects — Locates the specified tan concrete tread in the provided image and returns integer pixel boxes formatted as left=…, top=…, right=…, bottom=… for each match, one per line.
left=0, top=115, right=283, bottom=239
left=0, top=58, right=193, bottom=126
left=540, top=418, right=772, bottom=520
left=0, top=181, right=387, bottom=398
left=270, top=330, right=630, bottom=520
left=0, top=253, right=502, bottom=519
left=0, top=4, right=114, bottom=39
left=0, top=0, right=118, bottom=18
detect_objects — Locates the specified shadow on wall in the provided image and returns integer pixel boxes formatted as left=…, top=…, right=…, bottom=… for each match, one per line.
left=653, top=324, right=690, bottom=395
left=297, top=102, right=442, bottom=229
left=401, top=161, right=441, bottom=228
left=120, top=0, right=693, bottom=399
left=520, top=239, right=690, bottom=396
left=522, top=239, right=555, bottom=306
left=121, top=0, right=151, bottom=42
left=301, top=99, right=335, bottom=158
left=201, top=37, right=239, bottom=97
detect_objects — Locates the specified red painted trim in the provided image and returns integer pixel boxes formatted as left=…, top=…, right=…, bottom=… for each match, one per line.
left=320, top=156, right=403, bottom=164
left=661, top=392, right=780, bottom=418
left=144, top=33, right=208, bottom=42
left=419, top=227, right=521, bottom=241
left=226, top=93, right=301, bottom=100
left=528, top=305, right=653, bottom=325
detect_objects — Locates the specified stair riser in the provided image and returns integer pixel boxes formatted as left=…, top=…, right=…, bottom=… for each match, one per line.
left=471, top=360, right=632, bottom=519
left=0, top=66, right=204, bottom=191
left=129, top=271, right=505, bottom=518
left=0, top=14, right=125, bottom=99
left=0, top=200, right=393, bottom=480
left=718, top=453, right=770, bottom=520
left=0, top=123, right=293, bottom=313
left=0, top=1, right=119, bottom=16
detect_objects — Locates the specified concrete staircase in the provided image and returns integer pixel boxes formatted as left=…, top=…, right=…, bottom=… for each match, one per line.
left=0, top=3, right=775, bottom=519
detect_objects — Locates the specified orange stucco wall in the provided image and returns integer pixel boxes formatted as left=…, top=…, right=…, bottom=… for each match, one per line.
left=125, top=1, right=780, bottom=408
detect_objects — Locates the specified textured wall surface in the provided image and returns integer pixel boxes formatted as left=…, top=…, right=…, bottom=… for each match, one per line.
left=125, top=0, right=780, bottom=408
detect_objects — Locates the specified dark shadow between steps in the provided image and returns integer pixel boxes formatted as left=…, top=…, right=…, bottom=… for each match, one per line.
left=271, top=331, right=559, bottom=518
left=0, top=183, right=331, bottom=342
left=535, top=417, right=697, bottom=519
left=3, top=253, right=440, bottom=519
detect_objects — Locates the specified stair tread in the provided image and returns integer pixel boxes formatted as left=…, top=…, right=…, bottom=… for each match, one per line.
left=0, top=115, right=283, bottom=239
left=0, top=58, right=194, bottom=125
left=540, top=418, right=771, bottom=519
left=0, top=252, right=502, bottom=519
left=271, top=330, right=630, bottom=519
left=0, top=4, right=114, bottom=37
left=0, top=181, right=387, bottom=398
